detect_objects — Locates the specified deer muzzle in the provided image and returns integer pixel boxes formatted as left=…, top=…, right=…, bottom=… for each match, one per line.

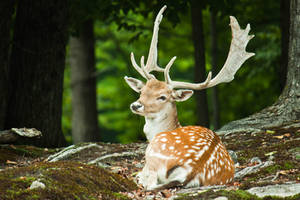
left=130, top=101, right=144, bottom=113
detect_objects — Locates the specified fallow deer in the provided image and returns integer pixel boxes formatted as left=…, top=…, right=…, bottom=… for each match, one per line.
left=124, top=5, right=254, bottom=190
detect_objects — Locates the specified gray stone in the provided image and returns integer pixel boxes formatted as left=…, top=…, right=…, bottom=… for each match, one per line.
left=247, top=183, right=300, bottom=198
left=29, top=180, right=46, bottom=190
left=250, top=157, right=262, bottom=164
left=228, top=150, right=238, bottom=164
left=289, top=147, right=300, bottom=161
left=214, top=196, right=228, bottom=200
left=235, top=160, right=273, bottom=178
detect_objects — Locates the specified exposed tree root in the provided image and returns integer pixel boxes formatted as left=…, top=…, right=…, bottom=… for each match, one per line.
left=217, top=94, right=300, bottom=136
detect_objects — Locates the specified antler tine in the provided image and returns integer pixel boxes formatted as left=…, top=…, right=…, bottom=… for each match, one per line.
left=143, top=5, right=167, bottom=74
left=141, top=56, right=155, bottom=79
left=129, top=5, right=167, bottom=80
left=130, top=52, right=148, bottom=79
left=165, top=16, right=254, bottom=90
left=164, top=56, right=177, bottom=84
left=207, top=16, right=255, bottom=87
left=164, top=56, right=213, bottom=89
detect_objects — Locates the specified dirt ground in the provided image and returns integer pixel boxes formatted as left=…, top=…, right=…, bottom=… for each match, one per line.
left=0, top=127, right=299, bottom=199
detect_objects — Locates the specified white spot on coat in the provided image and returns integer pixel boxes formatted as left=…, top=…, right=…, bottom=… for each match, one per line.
left=187, top=149, right=196, bottom=153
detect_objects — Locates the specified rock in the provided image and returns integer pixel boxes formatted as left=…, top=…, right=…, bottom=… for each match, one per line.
left=235, top=160, right=274, bottom=178
left=228, top=150, right=238, bottom=164
left=250, top=157, right=262, bottom=164
left=135, top=163, right=144, bottom=168
left=214, top=196, right=228, bottom=200
left=289, top=147, right=300, bottom=161
left=247, top=182, right=300, bottom=198
left=29, top=180, right=46, bottom=190
left=267, top=155, right=275, bottom=161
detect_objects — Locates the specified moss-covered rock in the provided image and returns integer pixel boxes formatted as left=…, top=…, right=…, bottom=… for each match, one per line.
left=0, top=161, right=137, bottom=200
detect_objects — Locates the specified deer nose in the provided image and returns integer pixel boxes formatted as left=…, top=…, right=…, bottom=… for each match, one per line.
left=130, top=102, right=143, bottom=111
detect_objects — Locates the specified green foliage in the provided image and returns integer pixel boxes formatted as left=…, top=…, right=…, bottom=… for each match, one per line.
left=63, top=0, right=282, bottom=143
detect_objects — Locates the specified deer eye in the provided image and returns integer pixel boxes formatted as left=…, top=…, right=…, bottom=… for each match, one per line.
left=157, top=95, right=167, bottom=101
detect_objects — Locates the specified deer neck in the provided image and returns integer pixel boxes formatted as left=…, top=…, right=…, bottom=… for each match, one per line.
left=143, top=103, right=181, bottom=142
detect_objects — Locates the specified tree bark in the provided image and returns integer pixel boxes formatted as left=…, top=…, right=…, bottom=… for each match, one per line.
left=0, top=1, right=15, bottom=129
left=69, top=20, right=100, bottom=143
left=191, top=1, right=210, bottom=127
left=5, top=0, right=68, bottom=147
left=210, top=10, right=220, bottom=129
left=279, top=0, right=290, bottom=91
left=218, top=0, right=300, bottom=135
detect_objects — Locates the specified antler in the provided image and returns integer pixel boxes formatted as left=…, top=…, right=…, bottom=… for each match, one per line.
left=165, top=16, right=255, bottom=89
left=130, top=5, right=167, bottom=80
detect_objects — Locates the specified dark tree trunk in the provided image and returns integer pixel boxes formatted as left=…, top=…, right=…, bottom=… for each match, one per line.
left=191, top=0, right=210, bottom=127
left=69, top=20, right=100, bottom=143
left=210, top=10, right=220, bottom=129
left=279, top=0, right=290, bottom=91
left=0, top=1, right=15, bottom=129
left=5, top=1, right=68, bottom=147
left=218, top=0, right=300, bottom=135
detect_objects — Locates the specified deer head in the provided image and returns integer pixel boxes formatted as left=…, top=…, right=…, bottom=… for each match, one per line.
left=125, top=5, right=254, bottom=141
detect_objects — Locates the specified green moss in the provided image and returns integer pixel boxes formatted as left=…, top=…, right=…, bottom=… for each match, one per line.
left=0, top=161, right=137, bottom=200
left=283, top=161, right=294, bottom=170
left=174, top=189, right=260, bottom=200
left=112, top=192, right=132, bottom=200
left=265, top=165, right=281, bottom=174
left=176, top=188, right=300, bottom=200
left=31, top=194, right=40, bottom=199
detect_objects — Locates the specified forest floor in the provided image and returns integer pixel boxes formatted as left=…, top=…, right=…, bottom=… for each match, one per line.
left=0, top=127, right=299, bottom=199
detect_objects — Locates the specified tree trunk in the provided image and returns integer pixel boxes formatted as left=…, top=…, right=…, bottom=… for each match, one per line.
left=5, top=0, right=68, bottom=147
left=0, top=1, right=15, bottom=129
left=210, top=10, right=220, bottom=129
left=69, top=20, right=100, bottom=143
left=218, top=0, right=300, bottom=135
left=279, top=0, right=290, bottom=91
left=191, top=1, right=210, bottom=127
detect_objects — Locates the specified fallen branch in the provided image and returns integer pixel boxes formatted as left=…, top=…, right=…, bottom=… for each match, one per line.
left=0, top=128, right=42, bottom=144
left=234, top=160, right=274, bottom=179
left=88, top=152, right=138, bottom=167
left=46, top=143, right=103, bottom=162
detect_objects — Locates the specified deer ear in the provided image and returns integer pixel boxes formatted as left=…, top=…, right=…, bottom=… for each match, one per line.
left=124, top=76, right=145, bottom=93
left=172, top=89, right=194, bottom=102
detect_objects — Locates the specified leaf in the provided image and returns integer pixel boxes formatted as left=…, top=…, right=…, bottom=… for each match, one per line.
left=161, top=190, right=172, bottom=198
left=265, top=151, right=277, bottom=156
left=283, top=133, right=291, bottom=137
left=6, top=160, right=17, bottom=165
left=273, top=133, right=291, bottom=139
left=273, top=135, right=284, bottom=139
left=233, top=182, right=241, bottom=186
left=266, top=130, right=275, bottom=134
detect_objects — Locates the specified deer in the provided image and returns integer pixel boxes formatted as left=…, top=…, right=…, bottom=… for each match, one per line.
left=124, top=5, right=254, bottom=190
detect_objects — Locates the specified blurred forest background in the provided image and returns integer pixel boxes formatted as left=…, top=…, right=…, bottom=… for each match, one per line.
left=0, top=0, right=292, bottom=147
